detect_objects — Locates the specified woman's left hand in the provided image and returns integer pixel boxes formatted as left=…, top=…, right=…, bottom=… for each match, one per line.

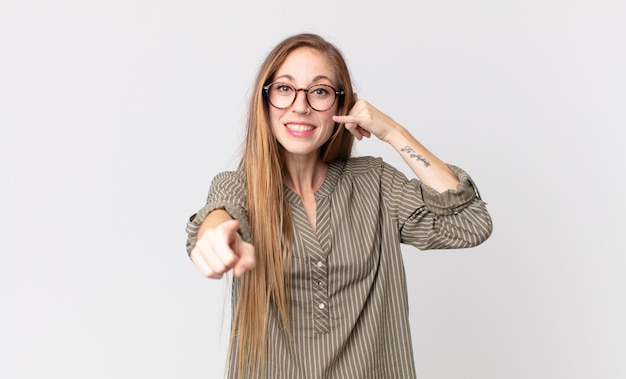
left=332, top=95, right=400, bottom=143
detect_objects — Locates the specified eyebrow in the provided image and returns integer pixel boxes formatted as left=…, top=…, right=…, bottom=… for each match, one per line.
left=273, top=74, right=334, bottom=84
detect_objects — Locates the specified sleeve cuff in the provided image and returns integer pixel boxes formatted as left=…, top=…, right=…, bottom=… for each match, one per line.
left=185, top=202, right=252, bottom=256
left=419, top=165, right=482, bottom=215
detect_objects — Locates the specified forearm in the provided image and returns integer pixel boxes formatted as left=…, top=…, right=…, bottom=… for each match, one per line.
left=387, top=126, right=459, bottom=192
left=334, top=100, right=460, bottom=192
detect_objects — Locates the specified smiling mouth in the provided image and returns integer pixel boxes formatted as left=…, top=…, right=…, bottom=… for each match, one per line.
left=285, top=123, right=315, bottom=132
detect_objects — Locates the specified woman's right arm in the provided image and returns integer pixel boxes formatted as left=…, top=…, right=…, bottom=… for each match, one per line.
left=190, top=209, right=256, bottom=279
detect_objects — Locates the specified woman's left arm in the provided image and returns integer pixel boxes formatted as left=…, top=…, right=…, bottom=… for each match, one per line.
left=333, top=98, right=459, bottom=193
left=335, top=98, right=492, bottom=249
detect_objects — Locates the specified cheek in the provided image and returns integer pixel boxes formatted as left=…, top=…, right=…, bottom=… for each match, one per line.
left=269, top=106, right=280, bottom=120
left=269, top=109, right=283, bottom=133
left=319, top=112, right=337, bottom=131
left=322, top=119, right=336, bottom=133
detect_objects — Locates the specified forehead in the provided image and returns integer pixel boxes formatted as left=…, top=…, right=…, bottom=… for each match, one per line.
left=274, top=47, right=336, bottom=83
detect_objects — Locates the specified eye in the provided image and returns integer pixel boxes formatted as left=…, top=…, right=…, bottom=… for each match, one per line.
left=309, top=85, right=331, bottom=98
left=274, top=83, right=294, bottom=95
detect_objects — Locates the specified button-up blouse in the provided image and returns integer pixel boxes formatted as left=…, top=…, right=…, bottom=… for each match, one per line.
left=186, top=156, right=493, bottom=379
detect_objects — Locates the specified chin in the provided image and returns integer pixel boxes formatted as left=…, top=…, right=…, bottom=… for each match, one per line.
left=279, top=143, right=322, bottom=158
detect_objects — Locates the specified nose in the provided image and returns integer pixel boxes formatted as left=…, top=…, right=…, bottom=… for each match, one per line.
left=292, top=89, right=310, bottom=113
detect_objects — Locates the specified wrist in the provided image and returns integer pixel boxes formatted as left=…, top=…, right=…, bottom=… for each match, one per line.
left=386, top=125, right=411, bottom=149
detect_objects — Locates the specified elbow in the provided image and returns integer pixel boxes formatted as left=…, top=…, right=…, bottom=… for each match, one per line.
left=471, top=219, right=493, bottom=247
left=437, top=205, right=493, bottom=249
left=465, top=208, right=493, bottom=248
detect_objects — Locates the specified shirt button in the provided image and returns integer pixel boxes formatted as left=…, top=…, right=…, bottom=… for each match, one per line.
left=316, top=261, right=324, bottom=268
left=316, top=280, right=322, bottom=286
left=318, top=303, right=325, bottom=309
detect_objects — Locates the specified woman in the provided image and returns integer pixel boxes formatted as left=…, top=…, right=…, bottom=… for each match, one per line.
left=186, top=33, right=492, bottom=379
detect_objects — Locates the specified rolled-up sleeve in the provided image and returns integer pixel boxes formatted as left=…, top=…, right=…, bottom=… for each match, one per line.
left=383, top=162, right=493, bottom=250
left=185, top=171, right=251, bottom=255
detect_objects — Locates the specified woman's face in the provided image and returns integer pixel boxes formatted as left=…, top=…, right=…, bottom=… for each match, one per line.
left=268, top=47, right=339, bottom=161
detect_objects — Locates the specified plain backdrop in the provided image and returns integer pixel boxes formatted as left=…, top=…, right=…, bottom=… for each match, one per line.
left=1, top=0, right=625, bottom=378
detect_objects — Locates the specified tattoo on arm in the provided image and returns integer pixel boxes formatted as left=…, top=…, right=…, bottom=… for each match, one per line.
left=401, top=146, right=431, bottom=167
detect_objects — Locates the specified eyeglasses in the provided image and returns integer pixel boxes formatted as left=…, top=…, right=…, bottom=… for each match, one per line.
left=263, top=82, right=344, bottom=112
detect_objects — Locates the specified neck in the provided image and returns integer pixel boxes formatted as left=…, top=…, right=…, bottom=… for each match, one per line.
left=282, top=153, right=327, bottom=195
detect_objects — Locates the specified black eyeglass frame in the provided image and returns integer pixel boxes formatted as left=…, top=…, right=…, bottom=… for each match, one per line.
left=262, top=82, right=345, bottom=112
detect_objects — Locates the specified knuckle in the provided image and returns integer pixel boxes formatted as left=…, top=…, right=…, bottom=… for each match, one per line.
left=210, top=260, right=227, bottom=274
left=190, top=246, right=204, bottom=261
left=207, top=263, right=228, bottom=278
left=223, top=255, right=238, bottom=268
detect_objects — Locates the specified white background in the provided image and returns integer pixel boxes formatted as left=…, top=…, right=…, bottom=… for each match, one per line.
left=1, top=0, right=625, bottom=378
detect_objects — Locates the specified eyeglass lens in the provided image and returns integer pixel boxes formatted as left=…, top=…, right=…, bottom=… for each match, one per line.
left=267, top=83, right=338, bottom=111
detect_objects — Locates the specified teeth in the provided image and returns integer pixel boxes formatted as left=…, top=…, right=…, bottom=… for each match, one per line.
left=286, top=124, right=314, bottom=132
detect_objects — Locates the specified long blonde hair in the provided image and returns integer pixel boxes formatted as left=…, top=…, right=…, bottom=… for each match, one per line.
left=230, top=33, right=355, bottom=379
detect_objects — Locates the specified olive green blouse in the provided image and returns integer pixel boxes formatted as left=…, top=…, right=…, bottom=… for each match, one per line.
left=186, top=156, right=493, bottom=379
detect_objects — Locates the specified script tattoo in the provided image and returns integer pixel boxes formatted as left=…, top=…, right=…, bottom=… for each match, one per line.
left=400, top=146, right=431, bottom=167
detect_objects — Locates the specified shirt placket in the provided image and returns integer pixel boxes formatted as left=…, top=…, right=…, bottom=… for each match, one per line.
left=310, top=193, right=332, bottom=334
left=287, top=185, right=334, bottom=335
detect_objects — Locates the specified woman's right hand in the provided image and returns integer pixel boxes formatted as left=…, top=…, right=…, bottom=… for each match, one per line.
left=190, top=218, right=256, bottom=279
